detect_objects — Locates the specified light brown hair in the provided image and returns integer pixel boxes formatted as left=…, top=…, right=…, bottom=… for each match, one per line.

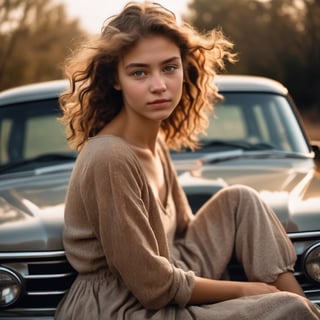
left=59, top=1, right=236, bottom=151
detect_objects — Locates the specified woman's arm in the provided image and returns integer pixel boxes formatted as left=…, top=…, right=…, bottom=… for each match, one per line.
left=80, top=138, right=197, bottom=309
left=188, top=276, right=279, bottom=305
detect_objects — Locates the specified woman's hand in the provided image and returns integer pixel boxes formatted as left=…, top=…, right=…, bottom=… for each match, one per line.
left=236, top=281, right=279, bottom=297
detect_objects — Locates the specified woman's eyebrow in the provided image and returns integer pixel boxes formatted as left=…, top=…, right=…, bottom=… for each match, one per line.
left=125, top=56, right=181, bottom=69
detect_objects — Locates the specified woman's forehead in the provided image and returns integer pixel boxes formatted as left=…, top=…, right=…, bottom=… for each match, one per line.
left=121, top=35, right=181, bottom=65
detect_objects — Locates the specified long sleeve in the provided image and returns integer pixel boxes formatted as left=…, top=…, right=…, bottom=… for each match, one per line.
left=65, top=136, right=195, bottom=309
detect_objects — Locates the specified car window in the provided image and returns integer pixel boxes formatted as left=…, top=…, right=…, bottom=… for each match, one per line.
left=252, top=105, right=269, bottom=143
left=201, top=92, right=309, bottom=153
left=25, top=114, right=67, bottom=159
left=0, top=99, right=71, bottom=166
left=206, top=104, right=247, bottom=139
left=0, top=118, right=12, bottom=163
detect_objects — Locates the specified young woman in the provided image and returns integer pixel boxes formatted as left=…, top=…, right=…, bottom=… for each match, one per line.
left=55, top=2, right=320, bottom=319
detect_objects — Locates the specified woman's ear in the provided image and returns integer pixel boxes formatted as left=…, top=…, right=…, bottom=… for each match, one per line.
left=113, top=81, right=121, bottom=91
left=113, top=76, right=121, bottom=91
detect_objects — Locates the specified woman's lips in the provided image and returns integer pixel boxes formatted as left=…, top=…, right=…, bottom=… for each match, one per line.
left=148, top=99, right=171, bottom=108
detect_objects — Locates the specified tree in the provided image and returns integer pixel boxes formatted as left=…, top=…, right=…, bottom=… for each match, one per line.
left=0, top=0, right=87, bottom=90
left=298, top=0, right=320, bottom=110
left=185, top=0, right=320, bottom=113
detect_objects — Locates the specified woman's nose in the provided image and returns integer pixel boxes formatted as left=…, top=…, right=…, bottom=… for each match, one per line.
left=150, top=73, right=167, bottom=93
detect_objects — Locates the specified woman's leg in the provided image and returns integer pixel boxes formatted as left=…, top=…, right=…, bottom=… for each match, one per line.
left=176, top=185, right=320, bottom=319
left=178, top=184, right=297, bottom=285
left=185, top=292, right=320, bottom=320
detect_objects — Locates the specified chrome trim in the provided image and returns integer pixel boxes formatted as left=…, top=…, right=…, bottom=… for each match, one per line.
left=288, top=231, right=320, bottom=239
left=0, top=306, right=56, bottom=315
left=304, top=242, right=320, bottom=256
left=0, top=266, right=23, bottom=285
left=305, top=288, right=320, bottom=294
left=4, top=307, right=55, bottom=311
left=24, top=272, right=74, bottom=280
left=0, top=251, right=65, bottom=259
left=35, top=162, right=74, bottom=175
left=27, top=291, right=67, bottom=296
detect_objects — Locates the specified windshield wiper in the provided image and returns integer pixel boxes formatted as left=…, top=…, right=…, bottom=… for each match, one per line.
left=201, top=149, right=312, bottom=164
left=0, top=153, right=76, bottom=174
left=200, top=140, right=276, bottom=151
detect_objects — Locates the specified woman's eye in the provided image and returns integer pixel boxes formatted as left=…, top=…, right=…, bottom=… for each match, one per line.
left=163, top=65, right=178, bottom=73
left=132, top=70, right=146, bottom=77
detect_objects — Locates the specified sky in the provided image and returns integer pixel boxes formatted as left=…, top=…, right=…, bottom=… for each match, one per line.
left=62, top=0, right=190, bottom=34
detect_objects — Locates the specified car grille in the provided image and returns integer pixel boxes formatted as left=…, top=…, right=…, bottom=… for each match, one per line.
left=0, top=251, right=76, bottom=317
left=1, top=236, right=319, bottom=317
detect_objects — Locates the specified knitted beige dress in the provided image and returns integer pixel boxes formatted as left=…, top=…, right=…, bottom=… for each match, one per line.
left=55, top=135, right=320, bottom=319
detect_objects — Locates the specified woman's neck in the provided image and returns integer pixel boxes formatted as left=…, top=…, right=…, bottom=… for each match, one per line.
left=99, top=110, right=161, bottom=155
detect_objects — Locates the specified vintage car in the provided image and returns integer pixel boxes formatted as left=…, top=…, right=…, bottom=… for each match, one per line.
left=0, top=75, right=319, bottom=318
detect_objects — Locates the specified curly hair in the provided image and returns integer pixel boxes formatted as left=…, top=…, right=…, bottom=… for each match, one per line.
left=59, top=1, right=236, bottom=152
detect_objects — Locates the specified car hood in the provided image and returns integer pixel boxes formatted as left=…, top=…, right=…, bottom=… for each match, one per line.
left=0, top=166, right=72, bottom=252
left=183, top=157, right=320, bottom=233
left=1, top=157, right=319, bottom=253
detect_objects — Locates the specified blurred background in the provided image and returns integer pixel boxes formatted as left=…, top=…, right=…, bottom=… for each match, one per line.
left=0, top=0, right=319, bottom=140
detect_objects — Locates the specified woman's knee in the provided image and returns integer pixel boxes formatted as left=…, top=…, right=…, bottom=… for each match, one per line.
left=283, top=292, right=320, bottom=317
left=214, top=184, right=260, bottom=202
left=214, top=184, right=263, bottom=214
left=197, top=184, right=272, bottom=230
left=227, top=184, right=259, bottom=197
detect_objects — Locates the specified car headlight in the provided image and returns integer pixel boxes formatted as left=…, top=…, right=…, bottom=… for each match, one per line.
left=304, top=242, right=320, bottom=283
left=0, top=267, right=22, bottom=307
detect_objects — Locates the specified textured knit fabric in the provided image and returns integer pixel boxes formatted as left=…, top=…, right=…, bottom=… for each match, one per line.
left=55, top=135, right=320, bottom=319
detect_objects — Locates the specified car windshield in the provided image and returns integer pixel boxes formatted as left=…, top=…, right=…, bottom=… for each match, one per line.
left=0, top=91, right=311, bottom=174
left=0, top=98, right=75, bottom=174
left=198, top=92, right=310, bottom=154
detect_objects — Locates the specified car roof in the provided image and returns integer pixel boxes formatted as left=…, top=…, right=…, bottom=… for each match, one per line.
left=215, top=75, right=288, bottom=95
left=0, top=75, right=288, bottom=106
left=0, top=80, right=68, bottom=106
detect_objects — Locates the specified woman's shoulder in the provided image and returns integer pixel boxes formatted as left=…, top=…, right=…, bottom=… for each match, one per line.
left=87, top=135, right=133, bottom=153
left=78, top=135, right=139, bottom=167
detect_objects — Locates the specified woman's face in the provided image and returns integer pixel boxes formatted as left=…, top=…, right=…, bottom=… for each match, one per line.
left=116, top=35, right=183, bottom=124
